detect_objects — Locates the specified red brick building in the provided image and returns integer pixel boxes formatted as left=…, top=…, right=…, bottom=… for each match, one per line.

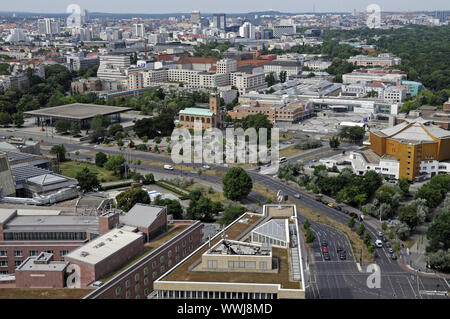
left=83, top=220, right=203, bottom=299
left=15, top=252, right=68, bottom=288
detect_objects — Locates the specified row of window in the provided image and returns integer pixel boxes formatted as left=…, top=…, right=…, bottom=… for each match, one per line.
left=113, top=236, right=195, bottom=299
left=0, top=250, right=68, bottom=258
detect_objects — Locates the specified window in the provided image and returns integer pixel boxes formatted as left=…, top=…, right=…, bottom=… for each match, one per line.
left=0, top=261, right=8, bottom=267
left=168, top=250, right=172, bottom=258
left=144, top=277, right=149, bottom=286
left=160, top=265, right=165, bottom=273
left=135, top=283, right=140, bottom=293
left=144, top=288, right=150, bottom=296
left=135, top=273, right=140, bottom=282
left=14, top=250, right=22, bottom=257
left=60, top=250, right=69, bottom=257
left=207, top=260, right=217, bottom=269
left=189, top=235, right=193, bottom=243
left=152, top=271, right=158, bottom=280
left=0, top=251, right=6, bottom=257
left=45, top=250, right=53, bottom=254
left=143, top=267, right=149, bottom=275
left=115, top=286, right=122, bottom=296
left=168, top=259, right=172, bottom=268
left=160, top=255, right=165, bottom=264
left=15, top=260, right=23, bottom=267
left=29, top=250, right=38, bottom=257
left=125, top=290, right=132, bottom=299
left=175, top=245, right=180, bottom=253
left=259, top=261, right=267, bottom=270
left=125, top=279, right=131, bottom=288
left=182, top=240, right=186, bottom=247
left=152, top=261, right=157, bottom=269
left=183, top=248, right=187, bottom=256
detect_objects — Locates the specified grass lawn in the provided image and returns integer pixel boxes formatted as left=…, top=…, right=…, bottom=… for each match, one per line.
left=186, top=183, right=226, bottom=202
left=59, top=161, right=120, bottom=183
left=279, top=133, right=294, bottom=141
left=0, top=288, right=92, bottom=299
left=279, top=145, right=309, bottom=158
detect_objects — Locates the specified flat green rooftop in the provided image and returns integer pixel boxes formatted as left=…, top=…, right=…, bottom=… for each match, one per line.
left=179, top=107, right=214, bottom=117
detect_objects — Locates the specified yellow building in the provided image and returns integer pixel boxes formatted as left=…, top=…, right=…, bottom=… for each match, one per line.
left=370, top=118, right=450, bottom=180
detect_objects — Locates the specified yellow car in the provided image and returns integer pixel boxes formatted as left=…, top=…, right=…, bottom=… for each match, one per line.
left=328, top=203, right=334, bottom=208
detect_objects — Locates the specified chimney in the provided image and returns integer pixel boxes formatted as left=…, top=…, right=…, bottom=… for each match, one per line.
left=98, top=212, right=120, bottom=235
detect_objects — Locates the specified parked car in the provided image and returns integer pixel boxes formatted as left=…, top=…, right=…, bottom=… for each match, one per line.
left=202, top=165, right=211, bottom=169
left=382, top=236, right=388, bottom=242
left=334, top=206, right=342, bottom=211
left=336, top=246, right=343, bottom=253
left=377, top=231, right=383, bottom=237
left=321, top=240, right=327, bottom=246
left=388, top=247, right=394, bottom=254
left=390, top=253, right=397, bottom=260
left=294, top=193, right=301, bottom=199
left=385, top=242, right=391, bottom=248
left=342, top=210, right=349, bottom=214
left=327, top=203, right=334, bottom=208
left=323, top=253, right=331, bottom=260
left=322, top=247, right=328, bottom=253
left=164, top=165, right=174, bottom=170
left=349, top=212, right=358, bottom=219
left=375, top=240, right=383, bottom=248
left=339, top=251, right=346, bottom=260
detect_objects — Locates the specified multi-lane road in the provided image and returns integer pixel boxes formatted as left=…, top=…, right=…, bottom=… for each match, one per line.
left=4, top=129, right=450, bottom=299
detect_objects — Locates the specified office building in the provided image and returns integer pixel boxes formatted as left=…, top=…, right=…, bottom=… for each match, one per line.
left=348, top=53, right=401, bottom=67
left=264, top=60, right=303, bottom=80
left=216, top=59, right=237, bottom=74
left=213, top=14, right=226, bottom=30
left=152, top=204, right=305, bottom=299
left=133, top=24, right=145, bottom=38
left=272, top=25, right=295, bottom=38
left=191, top=11, right=201, bottom=24
left=37, top=18, right=60, bottom=36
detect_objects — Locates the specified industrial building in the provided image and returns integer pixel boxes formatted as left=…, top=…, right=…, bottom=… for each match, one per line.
left=151, top=204, right=305, bottom=299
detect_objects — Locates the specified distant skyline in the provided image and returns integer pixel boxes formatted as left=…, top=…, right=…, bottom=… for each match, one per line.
left=0, top=0, right=449, bottom=14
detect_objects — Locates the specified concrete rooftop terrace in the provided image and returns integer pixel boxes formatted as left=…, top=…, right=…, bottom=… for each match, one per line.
left=159, top=211, right=302, bottom=290
left=24, top=103, right=132, bottom=120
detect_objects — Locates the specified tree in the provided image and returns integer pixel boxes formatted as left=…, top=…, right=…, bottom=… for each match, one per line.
left=305, top=229, right=316, bottom=243
left=427, top=208, right=450, bottom=253
left=363, top=233, right=372, bottom=246
left=0, top=112, right=11, bottom=126
left=348, top=217, right=355, bottom=228
left=143, top=173, right=155, bottom=185
left=415, top=183, right=444, bottom=208
left=95, top=152, right=108, bottom=167
left=265, top=72, right=276, bottom=87
left=12, top=112, right=24, bottom=127
left=116, top=188, right=150, bottom=212
left=55, top=120, right=71, bottom=134
left=356, top=223, right=365, bottom=236
left=223, top=167, right=253, bottom=201
left=64, top=120, right=77, bottom=135
left=89, top=114, right=109, bottom=143
left=329, top=136, right=340, bottom=149
left=108, top=123, right=124, bottom=137
left=395, top=222, right=411, bottom=240
left=303, top=219, right=311, bottom=230
left=381, top=221, right=387, bottom=231
left=104, top=154, right=127, bottom=177
left=219, top=206, right=246, bottom=225
left=187, top=194, right=214, bottom=222
left=397, top=178, right=410, bottom=196
left=153, top=195, right=183, bottom=219
left=368, top=245, right=375, bottom=254
left=75, top=167, right=100, bottom=192
left=50, top=144, right=66, bottom=162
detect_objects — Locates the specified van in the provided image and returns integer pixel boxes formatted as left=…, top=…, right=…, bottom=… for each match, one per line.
left=278, top=157, right=287, bottom=164
left=164, top=165, right=174, bottom=170
left=375, top=240, right=383, bottom=248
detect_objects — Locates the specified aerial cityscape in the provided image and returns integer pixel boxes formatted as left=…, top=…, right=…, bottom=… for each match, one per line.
left=0, top=0, right=448, bottom=307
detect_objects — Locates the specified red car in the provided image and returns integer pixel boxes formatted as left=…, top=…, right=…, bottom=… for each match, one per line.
left=322, top=247, right=328, bottom=253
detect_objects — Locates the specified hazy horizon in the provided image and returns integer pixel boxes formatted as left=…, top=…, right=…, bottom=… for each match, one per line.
left=0, top=0, right=449, bottom=15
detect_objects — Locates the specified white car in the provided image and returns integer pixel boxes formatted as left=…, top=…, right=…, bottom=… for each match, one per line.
left=164, top=165, right=174, bottom=170
left=375, top=239, right=383, bottom=248
left=202, top=165, right=211, bottom=169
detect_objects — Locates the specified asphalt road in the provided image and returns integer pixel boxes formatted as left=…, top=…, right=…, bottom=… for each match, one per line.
left=5, top=129, right=450, bottom=299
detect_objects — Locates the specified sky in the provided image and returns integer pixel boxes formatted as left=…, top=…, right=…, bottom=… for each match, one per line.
left=0, top=0, right=449, bottom=14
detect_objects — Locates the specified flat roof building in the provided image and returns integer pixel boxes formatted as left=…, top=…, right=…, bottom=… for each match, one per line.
left=152, top=204, right=305, bottom=299
left=119, top=204, right=168, bottom=242
left=24, top=103, right=131, bottom=130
